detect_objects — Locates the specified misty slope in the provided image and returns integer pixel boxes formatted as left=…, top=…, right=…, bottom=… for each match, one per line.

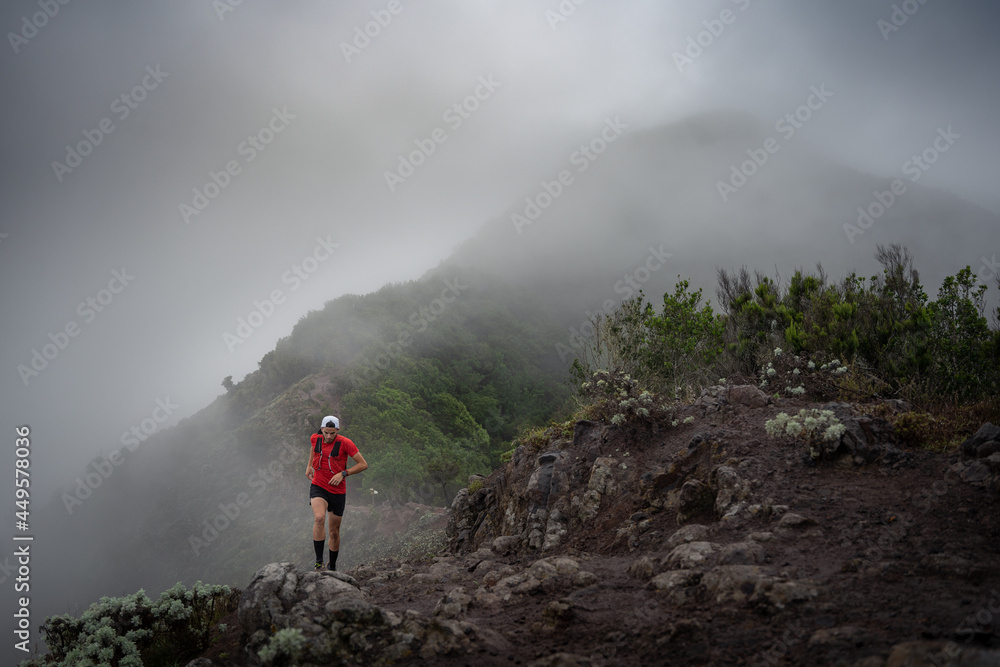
left=26, top=109, right=998, bottom=656
left=175, top=389, right=1000, bottom=667
left=32, top=268, right=574, bottom=621
left=447, top=111, right=999, bottom=327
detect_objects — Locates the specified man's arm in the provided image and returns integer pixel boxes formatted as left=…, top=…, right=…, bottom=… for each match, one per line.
left=333, top=451, right=368, bottom=485
left=347, top=451, right=368, bottom=475
left=305, top=438, right=316, bottom=480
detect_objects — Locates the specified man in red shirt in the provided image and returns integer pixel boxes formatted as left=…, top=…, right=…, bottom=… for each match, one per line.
left=305, top=415, right=368, bottom=571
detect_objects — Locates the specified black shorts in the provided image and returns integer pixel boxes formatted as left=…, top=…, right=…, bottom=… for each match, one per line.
left=309, top=484, right=346, bottom=516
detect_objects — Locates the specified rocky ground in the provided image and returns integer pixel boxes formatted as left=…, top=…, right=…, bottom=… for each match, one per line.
left=189, top=387, right=1000, bottom=666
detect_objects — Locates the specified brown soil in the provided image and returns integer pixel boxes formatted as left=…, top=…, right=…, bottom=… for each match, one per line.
left=198, top=396, right=1000, bottom=666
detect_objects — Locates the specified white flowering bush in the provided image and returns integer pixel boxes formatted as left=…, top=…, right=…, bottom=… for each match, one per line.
left=757, top=347, right=862, bottom=400
left=26, top=581, right=238, bottom=667
left=259, top=627, right=307, bottom=665
left=579, top=369, right=676, bottom=428
left=765, top=408, right=847, bottom=459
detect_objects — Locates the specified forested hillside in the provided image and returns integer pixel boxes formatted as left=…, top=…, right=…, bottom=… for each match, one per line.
left=26, top=243, right=1000, bottom=667
left=37, top=267, right=575, bottom=611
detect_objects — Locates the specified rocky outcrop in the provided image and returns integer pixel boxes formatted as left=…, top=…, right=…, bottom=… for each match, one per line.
left=808, top=402, right=911, bottom=465
left=950, top=423, right=1000, bottom=495
left=448, top=420, right=628, bottom=556
left=188, top=400, right=1000, bottom=666
left=232, top=562, right=508, bottom=666
left=961, top=422, right=1000, bottom=459
left=693, top=384, right=772, bottom=416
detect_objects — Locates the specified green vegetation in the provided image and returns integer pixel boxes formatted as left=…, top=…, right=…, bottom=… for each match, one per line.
left=219, top=270, right=571, bottom=507
left=569, top=244, right=999, bottom=417
left=765, top=408, right=846, bottom=460
left=715, top=244, right=1000, bottom=404
left=258, top=628, right=307, bottom=666
left=576, top=368, right=677, bottom=428
left=22, top=582, right=238, bottom=667
left=28, top=245, right=1000, bottom=666
left=570, top=280, right=725, bottom=398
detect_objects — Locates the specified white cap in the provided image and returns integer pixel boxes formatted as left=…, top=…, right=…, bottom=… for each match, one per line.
left=321, top=415, right=340, bottom=429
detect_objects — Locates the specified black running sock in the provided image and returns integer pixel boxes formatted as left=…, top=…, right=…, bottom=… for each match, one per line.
left=329, top=549, right=338, bottom=571
left=314, top=540, right=325, bottom=564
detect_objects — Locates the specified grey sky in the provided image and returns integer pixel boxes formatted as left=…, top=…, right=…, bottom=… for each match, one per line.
left=1, top=0, right=998, bottom=545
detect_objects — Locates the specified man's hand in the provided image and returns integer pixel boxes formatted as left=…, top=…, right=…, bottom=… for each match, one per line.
left=335, top=472, right=346, bottom=486
left=306, top=466, right=315, bottom=481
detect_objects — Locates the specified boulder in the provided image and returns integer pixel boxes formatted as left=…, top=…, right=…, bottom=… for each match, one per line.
left=752, top=578, right=819, bottom=610
left=492, top=535, right=522, bottom=555
left=663, top=542, right=716, bottom=570
left=649, top=569, right=702, bottom=605
left=961, top=423, right=1000, bottom=459
left=814, top=405, right=909, bottom=465
left=701, top=565, right=766, bottom=604
left=573, top=457, right=618, bottom=525
left=666, top=524, right=710, bottom=549
left=676, top=479, right=715, bottom=524
left=433, top=587, right=471, bottom=619
left=727, top=385, right=772, bottom=409
left=710, top=465, right=750, bottom=515
left=628, top=556, right=656, bottom=580
left=693, top=384, right=771, bottom=415
left=719, top=541, right=766, bottom=565
left=237, top=562, right=507, bottom=666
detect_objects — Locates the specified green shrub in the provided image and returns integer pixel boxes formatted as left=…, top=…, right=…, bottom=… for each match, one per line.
left=578, top=369, right=676, bottom=428
left=718, top=244, right=998, bottom=405
left=23, top=582, right=238, bottom=667
left=569, top=281, right=724, bottom=396
left=259, top=627, right=307, bottom=666
left=892, top=411, right=933, bottom=449
left=765, top=408, right=846, bottom=460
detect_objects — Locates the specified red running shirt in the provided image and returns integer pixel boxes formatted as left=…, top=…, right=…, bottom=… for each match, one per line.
left=309, top=433, right=359, bottom=494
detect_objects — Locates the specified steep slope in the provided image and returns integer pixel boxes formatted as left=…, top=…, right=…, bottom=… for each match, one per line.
left=193, top=387, right=1000, bottom=666
left=30, top=268, right=574, bottom=624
